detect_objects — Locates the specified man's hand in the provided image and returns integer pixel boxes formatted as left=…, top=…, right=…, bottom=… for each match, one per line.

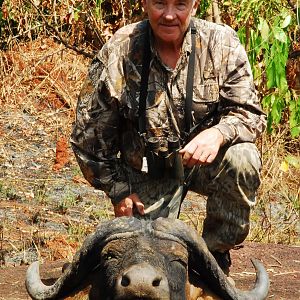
left=179, top=127, right=224, bottom=168
left=114, top=193, right=145, bottom=217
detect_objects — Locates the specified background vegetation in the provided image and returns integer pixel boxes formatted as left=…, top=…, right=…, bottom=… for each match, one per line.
left=1, top=0, right=299, bottom=136
left=0, top=0, right=299, bottom=265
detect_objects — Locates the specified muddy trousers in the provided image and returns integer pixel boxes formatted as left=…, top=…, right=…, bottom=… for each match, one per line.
left=130, top=142, right=262, bottom=252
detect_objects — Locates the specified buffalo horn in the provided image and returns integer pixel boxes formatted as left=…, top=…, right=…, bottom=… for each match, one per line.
left=152, top=217, right=269, bottom=300
left=26, top=217, right=142, bottom=299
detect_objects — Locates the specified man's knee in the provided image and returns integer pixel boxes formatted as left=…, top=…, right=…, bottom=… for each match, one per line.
left=189, top=142, right=262, bottom=196
left=223, top=143, right=262, bottom=192
left=224, top=143, right=261, bottom=171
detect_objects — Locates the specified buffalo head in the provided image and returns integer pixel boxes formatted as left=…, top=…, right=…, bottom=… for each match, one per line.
left=26, top=217, right=269, bottom=300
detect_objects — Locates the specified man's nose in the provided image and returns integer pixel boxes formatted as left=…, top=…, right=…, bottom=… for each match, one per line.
left=163, top=6, right=176, bottom=20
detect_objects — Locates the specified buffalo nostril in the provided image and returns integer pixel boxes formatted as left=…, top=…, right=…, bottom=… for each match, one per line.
left=121, top=275, right=130, bottom=287
left=152, top=277, right=162, bottom=287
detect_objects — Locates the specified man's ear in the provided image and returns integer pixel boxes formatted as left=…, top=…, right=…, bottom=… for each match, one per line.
left=142, top=0, right=148, bottom=13
left=191, top=0, right=200, bottom=16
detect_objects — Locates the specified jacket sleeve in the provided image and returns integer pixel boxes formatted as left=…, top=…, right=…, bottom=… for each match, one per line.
left=70, top=56, right=131, bottom=204
left=213, top=30, right=266, bottom=145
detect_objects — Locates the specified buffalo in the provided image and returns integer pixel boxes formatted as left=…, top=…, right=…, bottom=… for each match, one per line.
left=25, top=217, right=269, bottom=300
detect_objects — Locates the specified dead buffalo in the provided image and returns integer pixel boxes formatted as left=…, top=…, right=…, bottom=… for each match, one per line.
left=25, top=217, right=269, bottom=300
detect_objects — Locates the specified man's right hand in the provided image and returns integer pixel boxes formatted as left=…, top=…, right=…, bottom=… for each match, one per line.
left=179, top=127, right=224, bottom=168
left=113, top=193, right=145, bottom=217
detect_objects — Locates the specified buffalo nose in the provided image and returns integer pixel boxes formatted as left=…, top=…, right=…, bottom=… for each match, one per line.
left=116, top=262, right=169, bottom=298
left=121, top=272, right=162, bottom=287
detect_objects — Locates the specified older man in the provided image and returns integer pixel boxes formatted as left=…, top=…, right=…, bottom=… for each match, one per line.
left=71, top=0, right=266, bottom=275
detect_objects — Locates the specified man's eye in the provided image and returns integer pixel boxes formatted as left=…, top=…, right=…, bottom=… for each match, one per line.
left=154, top=1, right=164, bottom=9
left=177, top=2, right=187, bottom=10
left=177, top=5, right=186, bottom=10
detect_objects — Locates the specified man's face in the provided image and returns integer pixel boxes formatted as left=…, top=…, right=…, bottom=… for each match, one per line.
left=142, top=0, right=199, bottom=45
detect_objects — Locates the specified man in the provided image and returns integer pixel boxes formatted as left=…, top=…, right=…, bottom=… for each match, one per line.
left=71, top=0, right=266, bottom=275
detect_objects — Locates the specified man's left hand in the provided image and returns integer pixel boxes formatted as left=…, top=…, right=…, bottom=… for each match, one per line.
left=179, top=127, right=224, bottom=168
left=113, top=193, right=145, bottom=217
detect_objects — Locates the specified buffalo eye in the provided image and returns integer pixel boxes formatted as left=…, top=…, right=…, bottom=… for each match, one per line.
left=102, top=251, right=118, bottom=261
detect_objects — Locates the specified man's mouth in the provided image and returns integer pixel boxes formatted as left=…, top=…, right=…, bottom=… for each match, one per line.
left=160, top=24, right=178, bottom=27
left=159, top=24, right=179, bottom=31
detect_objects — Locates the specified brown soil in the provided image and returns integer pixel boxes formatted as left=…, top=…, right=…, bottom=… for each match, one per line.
left=0, top=242, right=299, bottom=299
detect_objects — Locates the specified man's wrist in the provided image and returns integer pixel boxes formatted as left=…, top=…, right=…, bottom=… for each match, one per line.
left=212, top=124, right=233, bottom=146
left=212, top=127, right=225, bottom=147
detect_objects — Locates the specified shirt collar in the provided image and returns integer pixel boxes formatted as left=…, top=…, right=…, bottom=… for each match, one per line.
left=182, top=22, right=193, bottom=55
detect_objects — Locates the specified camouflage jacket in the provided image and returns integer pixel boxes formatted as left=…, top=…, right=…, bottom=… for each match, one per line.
left=70, top=18, right=266, bottom=204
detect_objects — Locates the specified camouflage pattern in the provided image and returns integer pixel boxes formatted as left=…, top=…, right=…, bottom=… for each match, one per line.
left=71, top=18, right=266, bottom=250
left=190, top=142, right=262, bottom=252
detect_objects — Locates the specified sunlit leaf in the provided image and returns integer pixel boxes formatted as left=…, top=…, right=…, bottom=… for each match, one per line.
left=262, top=94, right=272, bottom=109
left=273, top=27, right=287, bottom=43
left=280, top=160, right=289, bottom=172
left=281, top=15, right=291, bottom=28
left=291, top=126, right=300, bottom=138
left=74, top=11, right=79, bottom=22
left=285, top=155, right=300, bottom=169
left=259, top=18, right=269, bottom=41
left=270, top=95, right=285, bottom=125
left=266, top=63, right=276, bottom=89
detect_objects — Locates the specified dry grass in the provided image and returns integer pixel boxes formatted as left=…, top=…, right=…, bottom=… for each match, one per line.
left=250, top=133, right=300, bottom=244
left=0, top=37, right=96, bottom=262
left=0, top=37, right=86, bottom=109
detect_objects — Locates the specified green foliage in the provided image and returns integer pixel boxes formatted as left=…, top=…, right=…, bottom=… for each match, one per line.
left=289, top=98, right=300, bottom=137
left=236, top=1, right=300, bottom=137
left=197, top=0, right=211, bottom=18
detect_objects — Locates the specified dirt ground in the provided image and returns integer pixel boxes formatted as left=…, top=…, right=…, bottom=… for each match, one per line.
left=0, top=241, right=299, bottom=299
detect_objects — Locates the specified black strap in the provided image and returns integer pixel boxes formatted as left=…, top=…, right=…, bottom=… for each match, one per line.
left=185, top=22, right=197, bottom=133
left=138, top=21, right=151, bottom=135
left=138, top=21, right=197, bottom=135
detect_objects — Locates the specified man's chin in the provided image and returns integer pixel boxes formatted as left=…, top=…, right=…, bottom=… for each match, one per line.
left=157, top=32, right=182, bottom=44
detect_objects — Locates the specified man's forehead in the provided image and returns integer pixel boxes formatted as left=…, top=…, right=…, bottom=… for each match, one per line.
left=143, top=0, right=199, bottom=9
left=147, top=0, right=195, bottom=2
